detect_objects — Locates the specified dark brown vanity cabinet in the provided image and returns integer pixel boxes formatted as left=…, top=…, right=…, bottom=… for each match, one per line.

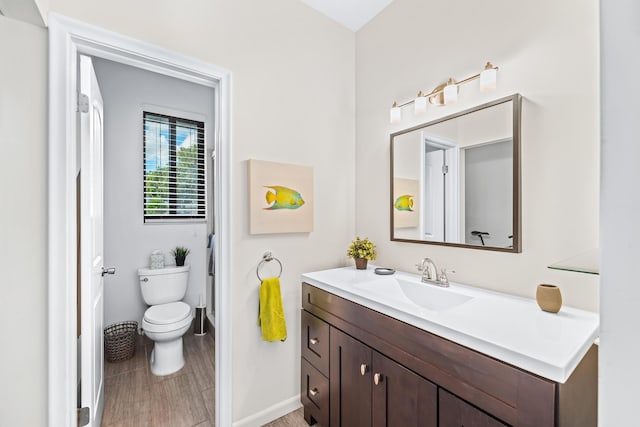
left=439, top=389, right=508, bottom=427
left=301, top=283, right=597, bottom=427
left=329, top=327, right=437, bottom=427
left=301, top=310, right=330, bottom=426
left=370, top=346, right=438, bottom=427
left=303, top=313, right=437, bottom=427
left=328, top=328, right=372, bottom=427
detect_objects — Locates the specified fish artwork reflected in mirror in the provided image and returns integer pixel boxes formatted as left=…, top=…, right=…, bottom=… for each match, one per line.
left=264, top=186, right=305, bottom=210
left=394, top=194, right=414, bottom=211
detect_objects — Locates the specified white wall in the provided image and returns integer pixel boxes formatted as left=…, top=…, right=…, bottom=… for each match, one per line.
left=92, top=58, right=215, bottom=326
left=392, top=132, right=421, bottom=240
left=44, top=0, right=356, bottom=422
left=464, top=140, right=512, bottom=247
left=0, top=15, right=47, bottom=427
left=356, top=0, right=600, bottom=311
left=599, top=0, right=640, bottom=423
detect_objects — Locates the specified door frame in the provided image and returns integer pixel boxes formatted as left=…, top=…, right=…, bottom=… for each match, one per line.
left=47, top=13, right=232, bottom=427
left=420, top=132, right=459, bottom=243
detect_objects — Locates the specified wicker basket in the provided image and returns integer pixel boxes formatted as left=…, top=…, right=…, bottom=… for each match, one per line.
left=104, top=321, right=138, bottom=362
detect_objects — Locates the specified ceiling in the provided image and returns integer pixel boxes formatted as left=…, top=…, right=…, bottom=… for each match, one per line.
left=1, top=0, right=393, bottom=31
left=0, top=0, right=44, bottom=26
left=300, top=0, right=395, bottom=32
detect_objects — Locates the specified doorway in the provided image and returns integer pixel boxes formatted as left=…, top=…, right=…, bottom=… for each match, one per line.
left=420, top=133, right=459, bottom=243
left=48, top=13, right=232, bottom=427
left=86, top=55, right=216, bottom=425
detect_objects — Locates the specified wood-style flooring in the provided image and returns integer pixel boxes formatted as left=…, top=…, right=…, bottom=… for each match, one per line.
left=102, top=329, right=307, bottom=427
left=262, top=408, right=306, bottom=427
left=103, top=331, right=215, bottom=427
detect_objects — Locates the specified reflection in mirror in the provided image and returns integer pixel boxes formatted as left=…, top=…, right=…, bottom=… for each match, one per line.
left=391, top=94, right=521, bottom=252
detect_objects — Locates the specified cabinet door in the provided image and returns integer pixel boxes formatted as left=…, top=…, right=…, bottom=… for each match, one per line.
left=372, top=351, right=437, bottom=427
left=330, top=327, right=372, bottom=427
left=439, top=389, right=508, bottom=427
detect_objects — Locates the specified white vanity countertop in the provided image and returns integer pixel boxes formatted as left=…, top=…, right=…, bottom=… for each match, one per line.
left=301, top=266, right=599, bottom=383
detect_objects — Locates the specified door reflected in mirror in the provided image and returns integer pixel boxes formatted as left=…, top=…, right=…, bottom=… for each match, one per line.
left=391, top=94, right=521, bottom=252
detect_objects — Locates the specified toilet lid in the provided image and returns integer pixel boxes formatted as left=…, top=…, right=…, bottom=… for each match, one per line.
left=144, top=301, right=191, bottom=325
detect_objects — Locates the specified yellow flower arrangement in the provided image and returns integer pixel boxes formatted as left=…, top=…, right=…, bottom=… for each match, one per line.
left=347, top=236, right=377, bottom=261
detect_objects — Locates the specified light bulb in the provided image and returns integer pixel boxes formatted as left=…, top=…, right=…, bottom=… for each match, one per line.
left=480, top=62, right=497, bottom=92
left=414, top=91, right=427, bottom=114
left=443, top=79, right=458, bottom=104
left=390, top=102, right=401, bottom=123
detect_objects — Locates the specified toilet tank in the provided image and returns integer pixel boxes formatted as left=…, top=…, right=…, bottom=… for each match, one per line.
left=138, top=265, right=190, bottom=305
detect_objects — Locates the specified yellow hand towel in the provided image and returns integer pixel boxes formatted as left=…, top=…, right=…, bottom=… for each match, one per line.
left=258, top=277, right=287, bottom=342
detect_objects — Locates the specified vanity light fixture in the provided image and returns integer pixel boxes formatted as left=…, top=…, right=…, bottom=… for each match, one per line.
left=414, top=91, right=428, bottom=114
left=389, top=62, right=499, bottom=123
left=443, top=78, right=458, bottom=104
left=480, top=62, right=497, bottom=92
left=390, top=101, right=401, bottom=123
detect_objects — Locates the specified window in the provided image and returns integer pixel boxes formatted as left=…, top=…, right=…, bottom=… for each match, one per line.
left=143, top=112, right=205, bottom=222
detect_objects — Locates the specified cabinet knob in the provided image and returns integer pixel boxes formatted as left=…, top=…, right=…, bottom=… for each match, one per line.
left=309, top=337, right=319, bottom=345
left=373, top=373, right=382, bottom=385
left=309, top=387, right=319, bottom=397
left=360, top=363, right=368, bottom=376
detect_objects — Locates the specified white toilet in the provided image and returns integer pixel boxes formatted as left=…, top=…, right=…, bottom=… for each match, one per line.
left=138, top=265, right=192, bottom=376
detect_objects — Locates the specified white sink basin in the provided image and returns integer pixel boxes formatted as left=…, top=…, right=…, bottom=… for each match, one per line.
left=301, top=266, right=600, bottom=383
left=397, top=279, right=473, bottom=311
left=351, top=275, right=473, bottom=312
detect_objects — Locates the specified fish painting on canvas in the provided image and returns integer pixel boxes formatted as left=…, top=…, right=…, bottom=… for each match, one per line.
left=394, top=195, right=414, bottom=211
left=264, top=186, right=305, bottom=210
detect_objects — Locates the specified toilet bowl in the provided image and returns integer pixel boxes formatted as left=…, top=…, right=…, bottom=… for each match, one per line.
left=142, top=301, right=192, bottom=376
left=138, top=265, right=191, bottom=376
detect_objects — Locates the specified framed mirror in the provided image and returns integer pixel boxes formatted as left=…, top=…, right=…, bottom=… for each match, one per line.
left=390, top=94, right=521, bottom=252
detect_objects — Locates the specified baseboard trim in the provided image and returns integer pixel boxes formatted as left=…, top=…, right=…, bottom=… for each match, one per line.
left=232, top=395, right=302, bottom=427
left=206, top=312, right=215, bottom=330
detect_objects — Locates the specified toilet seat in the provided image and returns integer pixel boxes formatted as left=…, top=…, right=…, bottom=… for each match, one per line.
left=145, top=301, right=191, bottom=324
left=143, top=302, right=191, bottom=333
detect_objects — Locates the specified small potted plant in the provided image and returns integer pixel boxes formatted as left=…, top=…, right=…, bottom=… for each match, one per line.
left=347, top=236, right=377, bottom=270
left=172, top=246, right=191, bottom=267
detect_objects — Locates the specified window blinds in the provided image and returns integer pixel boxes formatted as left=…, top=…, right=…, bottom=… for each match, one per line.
left=143, top=112, right=206, bottom=221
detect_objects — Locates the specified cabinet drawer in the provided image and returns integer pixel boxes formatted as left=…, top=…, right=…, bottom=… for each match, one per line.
left=439, top=389, right=508, bottom=427
left=302, top=310, right=329, bottom=376
left=301, top=358, right=329, bottom=427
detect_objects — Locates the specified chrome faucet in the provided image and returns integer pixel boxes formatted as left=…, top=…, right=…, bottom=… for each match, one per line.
left=418, top=258, right=437, bottom=282
left=417, top=258, right=453, bottom=287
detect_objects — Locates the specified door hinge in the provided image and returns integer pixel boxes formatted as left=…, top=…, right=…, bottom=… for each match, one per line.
left=78, top=93, right=89, bottom=113
left=78, top=407, right=90, bottom=426
left=442, top=164, right=449, bottom=175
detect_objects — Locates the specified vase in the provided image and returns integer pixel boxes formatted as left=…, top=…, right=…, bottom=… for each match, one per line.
left=536, top=284, right=562, bottom=313
left=355, top=258, right=368, bottom=270
left=175, top=255, right=186, bottom=267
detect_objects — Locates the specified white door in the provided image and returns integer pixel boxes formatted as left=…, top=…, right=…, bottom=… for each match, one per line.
left=423, top=148, right=445, bottom=241
left=80, top=54, right=107, bottom=427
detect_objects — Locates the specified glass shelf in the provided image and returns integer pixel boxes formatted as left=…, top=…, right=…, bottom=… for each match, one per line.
left=548, top=249, right=599, bottom=275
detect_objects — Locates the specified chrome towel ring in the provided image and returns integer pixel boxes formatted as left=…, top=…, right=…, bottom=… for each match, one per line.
left=256, top=251, right=283, bottom=281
